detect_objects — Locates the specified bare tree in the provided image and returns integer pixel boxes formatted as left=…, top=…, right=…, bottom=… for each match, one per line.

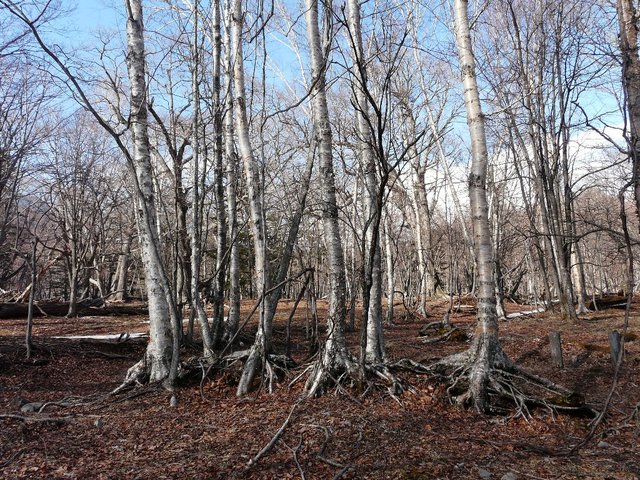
left=618, top=0, right=640, bottom=224
left=232, top=0, right=274, bottom=396
left=304, top=0, right=358, bottom=396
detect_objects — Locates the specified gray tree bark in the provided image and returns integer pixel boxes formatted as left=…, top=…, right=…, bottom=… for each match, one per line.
left=113, top=230, right=133, bottom=302
left=305, top=0, right=357, bottom=396
left=232, top=0, right=273, bottom=396
left=222, top=0, right=241, bottom=343
left=617, top=0, right=640, bottom=225
left=123, top=0, right=180, bottom=385
left=347, top=0, right=384, bottom=364
left=453, top=0, right=505, bottom=412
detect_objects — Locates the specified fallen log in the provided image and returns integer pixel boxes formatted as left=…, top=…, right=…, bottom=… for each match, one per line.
left=0, top=302, right=148, bottom=319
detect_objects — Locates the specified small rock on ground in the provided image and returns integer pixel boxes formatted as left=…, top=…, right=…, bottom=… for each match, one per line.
left=478, top=467, right=492, bottom=479
left=501, top=473, right=518, bottom=480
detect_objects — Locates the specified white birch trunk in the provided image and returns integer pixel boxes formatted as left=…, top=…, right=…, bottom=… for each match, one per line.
left=124, top=0, right=176, bottom=383
left=453, top=0, right=502, bottom=412
left=305, top=0, right=356, bottom=396
left=232, top=0, right=272, bottom=395
left=347, top=0, right=384, bottom=364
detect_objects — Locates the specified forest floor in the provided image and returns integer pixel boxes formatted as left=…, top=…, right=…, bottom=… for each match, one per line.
left=0, top=298, right=639, bottom=479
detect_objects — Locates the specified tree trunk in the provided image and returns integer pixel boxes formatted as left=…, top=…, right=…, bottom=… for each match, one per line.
left=211, top=0, right=228, bottom=341
left=232, top=0, right=273, bottom=395
left=347, top=0, right=384, bottom=364
left=384, top=211, right=395, bottom=325
left=123, top=0, right=177, bottom=384
left=221, top=0, right=240, bottom=343
left=453, top=0, right=503, bottom=412
left=66, top=255, right=78, bottom=318
left=25, top=237, right=37, bottom=359
left=113, top=230, right=132, bottom=302
left=189, top=5, right=214, bottom=358
left=304, top=0, right=357, bottom=396
left=617, top=0, right=640, bottom=226
left=265, top=139, right=316, bottom=325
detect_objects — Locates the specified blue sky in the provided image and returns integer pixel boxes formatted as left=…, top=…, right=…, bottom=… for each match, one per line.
left=63, top=0, right=120, bottom=41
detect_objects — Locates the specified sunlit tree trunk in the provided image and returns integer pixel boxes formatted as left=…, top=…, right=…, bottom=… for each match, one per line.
left=453, top=0, right=503, bottom=412
left=124, top=0, right=178, bottom=384
left=347, top=0, right=384, bottom=364
left=305, top=0, right=357, bottom=396
left=219, top=0, right=240, bottom=343
left=232, top=0, right=272, bottom=395
left=617, top=0, right=640, bottom=224
left=113, top=230, right=133, bottom=302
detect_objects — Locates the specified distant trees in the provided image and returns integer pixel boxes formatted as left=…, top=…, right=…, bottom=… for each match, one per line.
left=0, top=43, right=51, bottom=291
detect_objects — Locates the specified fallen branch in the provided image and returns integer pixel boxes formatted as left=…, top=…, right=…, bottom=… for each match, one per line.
left=421, top=327, right=468, bottom=344
left=0, top=414, right=74, bottom=424
left=283, top=436, right=307, bottom=480
left=247, top=399, right=302, bottom=468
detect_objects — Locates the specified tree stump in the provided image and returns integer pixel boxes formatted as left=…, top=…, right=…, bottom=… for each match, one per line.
left=608, top=330, right=622, bottom=368
left=549, top=331, right=564, bottom=369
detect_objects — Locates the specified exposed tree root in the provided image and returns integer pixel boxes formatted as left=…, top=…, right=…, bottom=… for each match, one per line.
left=419, top=319, right=449, bottom=336
left=111, top=350, right=175, bottom=395
left=111, top=359, right=148, bottom=395
left=419, top=319, right=469, bottom=344
left=236, top=341, right=264, bottom=396
left=232, top=343, right=297, bottom=395
left=305, top=341, right=360, bottom=397
left=422, top=327, right=469, bottom=344
left=0, top=414, right=75, bottom=424
left=428, top=342, right=595, bottom=416
left=363, top=362, right=412, bottom=400
left=304, top=341, right=410, bottom=399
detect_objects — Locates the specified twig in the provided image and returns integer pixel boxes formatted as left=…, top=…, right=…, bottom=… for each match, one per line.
left=307, top=424, right=348, bottom=469
left=317, top=455, right=345, bottom=468
left=283, top=436, right=306, bottom=480
left=0, top=448, right=24, bottom=469
left=247, top=399, right=302, bottom=468
left=333, top=466, right=350, bottom=480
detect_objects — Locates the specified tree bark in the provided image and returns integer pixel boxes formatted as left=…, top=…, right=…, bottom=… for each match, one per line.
left=347, top=0, right=384, bottom=364
left=232, top=0, right=273, bottom=395
left=211, top=0, right=228, bottom=341
left=617, top=0, right=640, bottom=226
left=124, top=0, right=178, bottom=384
left=221, top=0, right=240, bottom=343
left=113, top=230, right=132, bottom=302
left=25, top=236, right=37, bottom=359
left=305, top=0, right=357, bottom=396
left=453, top=0, right=503, bottom=412
left=189, top=4, right=214, bottom=358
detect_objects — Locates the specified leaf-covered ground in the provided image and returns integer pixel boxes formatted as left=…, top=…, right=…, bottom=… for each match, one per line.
left=1, top=299, right=639, bottom=479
